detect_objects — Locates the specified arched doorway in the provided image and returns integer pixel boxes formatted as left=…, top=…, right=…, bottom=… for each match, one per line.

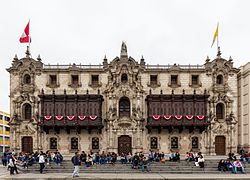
left=22, top=136, right=33, bottom=153
left=118, top=135, right=132, bottom=155
left=215, top=136, right=226, bottom=155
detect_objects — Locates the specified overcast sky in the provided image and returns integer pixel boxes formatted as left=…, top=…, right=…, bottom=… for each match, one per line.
left=1, top=0, right=250, bottom=113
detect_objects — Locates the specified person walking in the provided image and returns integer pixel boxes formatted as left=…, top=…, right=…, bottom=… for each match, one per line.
left=2, top=152, right=7, bottom=166
left=72, top=152, right=80, bottom=178
left=38, top=151, right=45, bottom=174
left=12, top=155, right=19, bottom=174
left=8, top=156, right=15, bottom=175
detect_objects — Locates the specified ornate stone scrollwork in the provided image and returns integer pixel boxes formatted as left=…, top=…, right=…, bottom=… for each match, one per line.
left=226, top=112, right=237, bottom=124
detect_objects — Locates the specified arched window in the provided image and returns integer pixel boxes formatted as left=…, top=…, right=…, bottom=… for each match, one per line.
left=192, top=137, right=199, bottom=149
left=23, top=74, right=31, bottom=84
left=119, top=97, right=130, bottom=117
left=150, top=137, right=158, bottom=149
left=171, top=137, right=178, bottom=149
left=50, top=137, right=57, bottom=150
left=121, top=73, right=128, bottom=83
left=71, top=137, right=78, bottom=150
left=92, top=137, right=99, bottom=150
left=216, top=103, right=224, bottom=119
left=23, top=104, right=32, bottom=120
left=216, top=75, right=223, bottom=85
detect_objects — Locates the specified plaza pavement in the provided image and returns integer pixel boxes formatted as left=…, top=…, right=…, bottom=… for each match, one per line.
left=0, top=172, right=249, bottom=180
left=0, top=156, right=249, bottom=179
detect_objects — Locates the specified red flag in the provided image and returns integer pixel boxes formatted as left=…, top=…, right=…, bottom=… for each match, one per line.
left=19, top=21, right=31, bottom=43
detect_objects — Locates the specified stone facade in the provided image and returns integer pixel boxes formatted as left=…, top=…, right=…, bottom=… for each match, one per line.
left=7, top=44, right=240, bottom=155
left=238, top=62, right=250, bottom=152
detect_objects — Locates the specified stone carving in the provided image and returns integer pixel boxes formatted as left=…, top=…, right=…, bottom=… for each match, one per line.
left=212, top=123, right=228, bottom=134
left=21, top=121, right=36, bottom=135
left=107, top=108, right=117, bottom=121
left=226, top=112, right=237, bottom=124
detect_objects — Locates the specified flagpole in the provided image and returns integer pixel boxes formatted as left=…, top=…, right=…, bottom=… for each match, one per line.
left=28, top=19, right=31, bottom=52
left=217, top=22, right=219, bottom=48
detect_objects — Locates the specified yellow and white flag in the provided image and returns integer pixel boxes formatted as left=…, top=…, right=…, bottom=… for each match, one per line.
left=211, top=23, right=219, bottom=47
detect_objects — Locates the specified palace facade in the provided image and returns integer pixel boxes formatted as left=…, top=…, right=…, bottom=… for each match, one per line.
left=7, top=43, right=240, bottom=155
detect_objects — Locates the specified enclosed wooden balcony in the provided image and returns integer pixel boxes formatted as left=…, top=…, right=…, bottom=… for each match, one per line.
left=39, top=90, right=103, bottom=133
left=146, top=92, right=209, bottom=132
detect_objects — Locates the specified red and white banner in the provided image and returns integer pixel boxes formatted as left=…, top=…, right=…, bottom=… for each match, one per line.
left=44, top=116, right=52, bottom=120
left=196, top=115, right=205, bottom=120
left=163, top=116, right=172, bottom=120
left=55, top=116, right=64, bottom=121
left=152, top=116, right=161, bottom=120
left=175, top=116, right=182, bottom=120
left=19, top=21, right=31, bottom=43
left=186, top=115, right=193, bottom=120
left=67, top=116, right=75, bottom=120
left=89, top=115, right=97, bottom=120
left=78, top=116, right=86, bottom=121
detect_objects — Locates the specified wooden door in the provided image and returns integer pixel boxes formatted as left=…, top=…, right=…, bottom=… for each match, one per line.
left=118, top=135, right=132, bottom=155
left=215, top=136, right=226, bottom=155
left=22, top=136, right=33, bottom=153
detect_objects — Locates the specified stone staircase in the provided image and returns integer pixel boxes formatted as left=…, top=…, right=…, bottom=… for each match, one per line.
left=17, top=159, right=250, bottom=174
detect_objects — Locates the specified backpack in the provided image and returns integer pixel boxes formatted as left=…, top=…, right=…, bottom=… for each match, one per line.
left=71, top=156, right=75, bottom=164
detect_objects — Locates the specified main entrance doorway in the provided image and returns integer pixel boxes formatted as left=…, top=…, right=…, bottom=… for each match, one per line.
left=215, top=136, right=226, bottom=155
left=22, top=136, right=33, bottom=153
left=118, top=135, right=132, bottom=155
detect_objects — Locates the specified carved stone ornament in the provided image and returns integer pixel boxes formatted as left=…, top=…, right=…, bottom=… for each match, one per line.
left=117, top=116, right=133, bottom=128
left=21, top=122, right=37, bottom=135
left=212, top=123, right=228, bottom=134
left=226, top=112, right=237, bottom=124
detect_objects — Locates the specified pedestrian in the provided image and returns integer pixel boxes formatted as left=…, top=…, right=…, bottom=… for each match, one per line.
left=2, top=152, right=7, bottom=166
left=8, top=156, right=15, bottom=175
left=12, top=155, right=19, bottom=174
left=72, top=151, right=80, bottom=178
left=38, top=151, right=45, bottom=174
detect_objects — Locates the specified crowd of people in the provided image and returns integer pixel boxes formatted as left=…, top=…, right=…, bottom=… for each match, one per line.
left=1, top=149, right=63, bottom=175
left=217, top=151, right=247, bottom=174
left=1, top=149, right=250, bottom=176
left=185, top=152, right=205, bottom=168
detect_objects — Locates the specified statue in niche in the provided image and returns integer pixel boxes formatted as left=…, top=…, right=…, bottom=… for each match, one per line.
left=132, top=107, right=143, bottom=121
left=107, top=107, right=117, bottom=121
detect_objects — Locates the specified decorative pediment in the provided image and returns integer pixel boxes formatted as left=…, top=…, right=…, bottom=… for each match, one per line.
left=169, top=63, right=181, bottom=72
left=7, top=53, right=43, bottom=76
left=209, top=93, right=232, bottom=103
left=204, top=47, right=239, bottom=76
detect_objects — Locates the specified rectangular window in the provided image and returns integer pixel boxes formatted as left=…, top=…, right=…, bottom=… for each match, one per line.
left=50, top=75, right=57, bottom=85
left=192, top=137, right=199, bottom=149
left=92, top=137, right=99, bottom=150
left=5, top=127, right=10, bottom=132
left=0, top=115, right=3, bottom=120
left=192, top=75, right=199, bottom=85
left=50, top=138, right=57, bottom=149
left=171, top=137, right=178, bottom=149
left=4, top=116, right=10, bottom=121
left=71, top=137, right=78, bottom=150
left=92, top=75, right=99, bottom=86
left=171, top=75, right=178, bottom=85
left=150, top=137, right=158, bottom=149
left=71, top=75, right=79, bottom=85
left=150, top=75, right=157, bottom=85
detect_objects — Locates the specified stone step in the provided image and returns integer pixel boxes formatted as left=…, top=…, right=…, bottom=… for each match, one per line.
left=17, top=159, right=250, bottom=174
left=19, top=169, right=239, bottom=174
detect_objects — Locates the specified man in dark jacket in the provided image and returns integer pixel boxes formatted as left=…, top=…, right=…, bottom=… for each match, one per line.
left=72, top=152, right=80, bottom=178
